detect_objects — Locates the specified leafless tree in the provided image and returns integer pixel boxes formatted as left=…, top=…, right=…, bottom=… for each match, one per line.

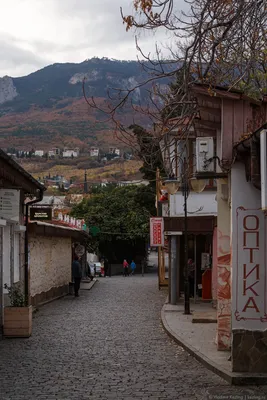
left=83, top=0, right=267, bottom=176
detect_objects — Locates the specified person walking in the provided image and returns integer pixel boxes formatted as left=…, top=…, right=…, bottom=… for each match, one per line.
left=130, top=260, right=136, bottom=275
left=123, top=259, right=129, bottom=277
left=72, top=255, right=82, bottom=297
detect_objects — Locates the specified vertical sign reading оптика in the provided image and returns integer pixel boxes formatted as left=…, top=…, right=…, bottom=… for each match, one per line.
left=234, top=208, right=267, bottom=326
left=150, top=217, right=164, bottom=247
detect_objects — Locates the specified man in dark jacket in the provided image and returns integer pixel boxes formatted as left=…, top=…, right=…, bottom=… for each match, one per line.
left=72, top=255, right=82, bottom=297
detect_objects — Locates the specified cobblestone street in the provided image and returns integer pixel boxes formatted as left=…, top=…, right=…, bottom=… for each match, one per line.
left=1, top=272, right=267, bottom=399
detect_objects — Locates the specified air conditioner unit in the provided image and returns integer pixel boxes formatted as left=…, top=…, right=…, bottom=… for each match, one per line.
left=196, top=137, right=214, bottom=173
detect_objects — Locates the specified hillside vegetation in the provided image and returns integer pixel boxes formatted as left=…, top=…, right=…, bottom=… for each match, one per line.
left=20, top=159, right=143, bottom=182
left=0, top=58, right=157, bottom=150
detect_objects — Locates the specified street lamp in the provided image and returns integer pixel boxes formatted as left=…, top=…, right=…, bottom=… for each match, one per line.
left=190, top=177, right=207, bottom=193
left=164, top=179, right=180, bottom=195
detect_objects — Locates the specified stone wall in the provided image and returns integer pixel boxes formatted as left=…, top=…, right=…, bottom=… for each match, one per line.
left=232, top=330, right=267, bottom=372
left=216, top=178, right=231, bottom=350
left=212, top=226, right=217, bottom=309
left=29, top=234, right=72, bottom=305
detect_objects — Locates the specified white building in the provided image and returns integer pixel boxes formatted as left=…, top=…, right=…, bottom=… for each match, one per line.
left=48, top=150, right=55, bottom=158
left=34, top=150, right=44, bottom=157
left=0, top=149, right=45, bottom=333
left=118, top=180, right=149, bottom=187
left=52, top=148, right=60, bottom=156
left=62, top=148, right=79, bottom=158
left=90, top=147, right=99, bottom=157
left=109, top=147, right=120, bottom=156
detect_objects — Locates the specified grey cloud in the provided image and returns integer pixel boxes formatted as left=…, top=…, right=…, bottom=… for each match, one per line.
left=0, top=35, right=51, bottom=77
left=1, top=0, right=186, bottom=77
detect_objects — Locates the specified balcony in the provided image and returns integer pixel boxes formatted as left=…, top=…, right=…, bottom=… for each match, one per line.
left=169, top=191, right=217, bottom=217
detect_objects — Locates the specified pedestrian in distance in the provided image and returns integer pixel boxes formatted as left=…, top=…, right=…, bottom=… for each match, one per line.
left=130, top=260, right=136, bottom=275
left=123, top=259, right=129, bottom=277
left=72, top=254, right=82, bottom=297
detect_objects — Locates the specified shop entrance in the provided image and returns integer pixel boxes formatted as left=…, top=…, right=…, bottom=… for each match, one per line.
left=179, top=233, right=213, bottom=301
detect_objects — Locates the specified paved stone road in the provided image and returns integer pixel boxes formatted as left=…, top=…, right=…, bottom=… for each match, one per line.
left=1, top=272, right=267, bottom=400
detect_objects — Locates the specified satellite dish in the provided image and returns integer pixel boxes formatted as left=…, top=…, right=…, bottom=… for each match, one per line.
left=75, top=245, right=85, bottom=257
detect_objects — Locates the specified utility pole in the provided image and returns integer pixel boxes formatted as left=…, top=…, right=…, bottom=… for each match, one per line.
left=84, top=170, right=88, bottom=194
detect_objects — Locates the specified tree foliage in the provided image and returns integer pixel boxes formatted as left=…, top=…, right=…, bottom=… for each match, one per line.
left=122, top=0, right=267, bottom=104
left=85, top=0, right=267, bottom=152
left=129, top=124, right=164, bottom=185
left=71, top=185, right=156, bottom=262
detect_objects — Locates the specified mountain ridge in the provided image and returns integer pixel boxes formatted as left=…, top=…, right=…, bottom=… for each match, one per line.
left=0, top=58, right=168, bottom=151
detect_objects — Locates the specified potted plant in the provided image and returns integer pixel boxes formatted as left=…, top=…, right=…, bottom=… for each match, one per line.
left=3, top=283, right=32, bottom=338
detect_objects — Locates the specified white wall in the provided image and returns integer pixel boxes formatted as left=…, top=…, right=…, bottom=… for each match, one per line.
left=169, top=191, right=217, bottom=217
left=231, top=162, right=266, bottom=331
left=63, top=151, right=78, bottom=158
left=3, top=225, right=10, bottom=293
left=35, top=151, right=44, bottom=157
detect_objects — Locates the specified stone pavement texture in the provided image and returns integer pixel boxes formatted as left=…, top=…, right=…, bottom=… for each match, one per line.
left=1, top=273, right=267, bottom=400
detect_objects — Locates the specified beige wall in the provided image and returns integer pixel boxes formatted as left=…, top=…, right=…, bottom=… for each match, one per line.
left=29, top=234, right=72, bottom=298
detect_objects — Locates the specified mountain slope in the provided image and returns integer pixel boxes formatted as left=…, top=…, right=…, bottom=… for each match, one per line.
left=0, top=58, right=157, bottom=150
left=0, top=58, right=148, bottom=113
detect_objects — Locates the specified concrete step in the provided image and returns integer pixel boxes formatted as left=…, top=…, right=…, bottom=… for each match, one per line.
left=192, top=312, right=217, bottom=323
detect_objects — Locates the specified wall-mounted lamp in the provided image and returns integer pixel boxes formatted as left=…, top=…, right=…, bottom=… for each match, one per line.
left=190, top=177, right=207, bottom=193
left=164, top=179, right=180, bottom=195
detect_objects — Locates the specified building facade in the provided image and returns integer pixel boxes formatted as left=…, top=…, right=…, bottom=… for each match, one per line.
left=160, top=84, right=267, bottom=372
left=63, top=148, right=79, bottom=158
left=189, top=85, right=267, bottom=371
left=0, top=149, right=45, bottom=333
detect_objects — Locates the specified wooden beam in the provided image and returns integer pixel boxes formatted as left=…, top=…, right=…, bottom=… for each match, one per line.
left=192, top=85, right=241, bottom=100
left=195, top=94, right=222, bottom=108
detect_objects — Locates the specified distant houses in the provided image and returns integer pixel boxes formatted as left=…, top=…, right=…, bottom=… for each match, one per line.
left=48, top=150, right=55, bottom=158
left=109, top=147, right=120, bottom=156
left=34, top=150, right=44, bottom=157
left=90, top=147, right=99, bottom=157
left=62, top=148, right=79, bottom=158
left=4, top=146, right=131, bottom=161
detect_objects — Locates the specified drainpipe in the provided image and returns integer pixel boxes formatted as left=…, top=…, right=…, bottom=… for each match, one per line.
left=24, top=189, right=43, bottom=306
left=251, top=138, right=261, bottom=190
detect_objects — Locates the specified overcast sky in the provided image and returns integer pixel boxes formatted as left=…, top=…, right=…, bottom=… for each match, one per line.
left=0, top=0, right=177, bottom=78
